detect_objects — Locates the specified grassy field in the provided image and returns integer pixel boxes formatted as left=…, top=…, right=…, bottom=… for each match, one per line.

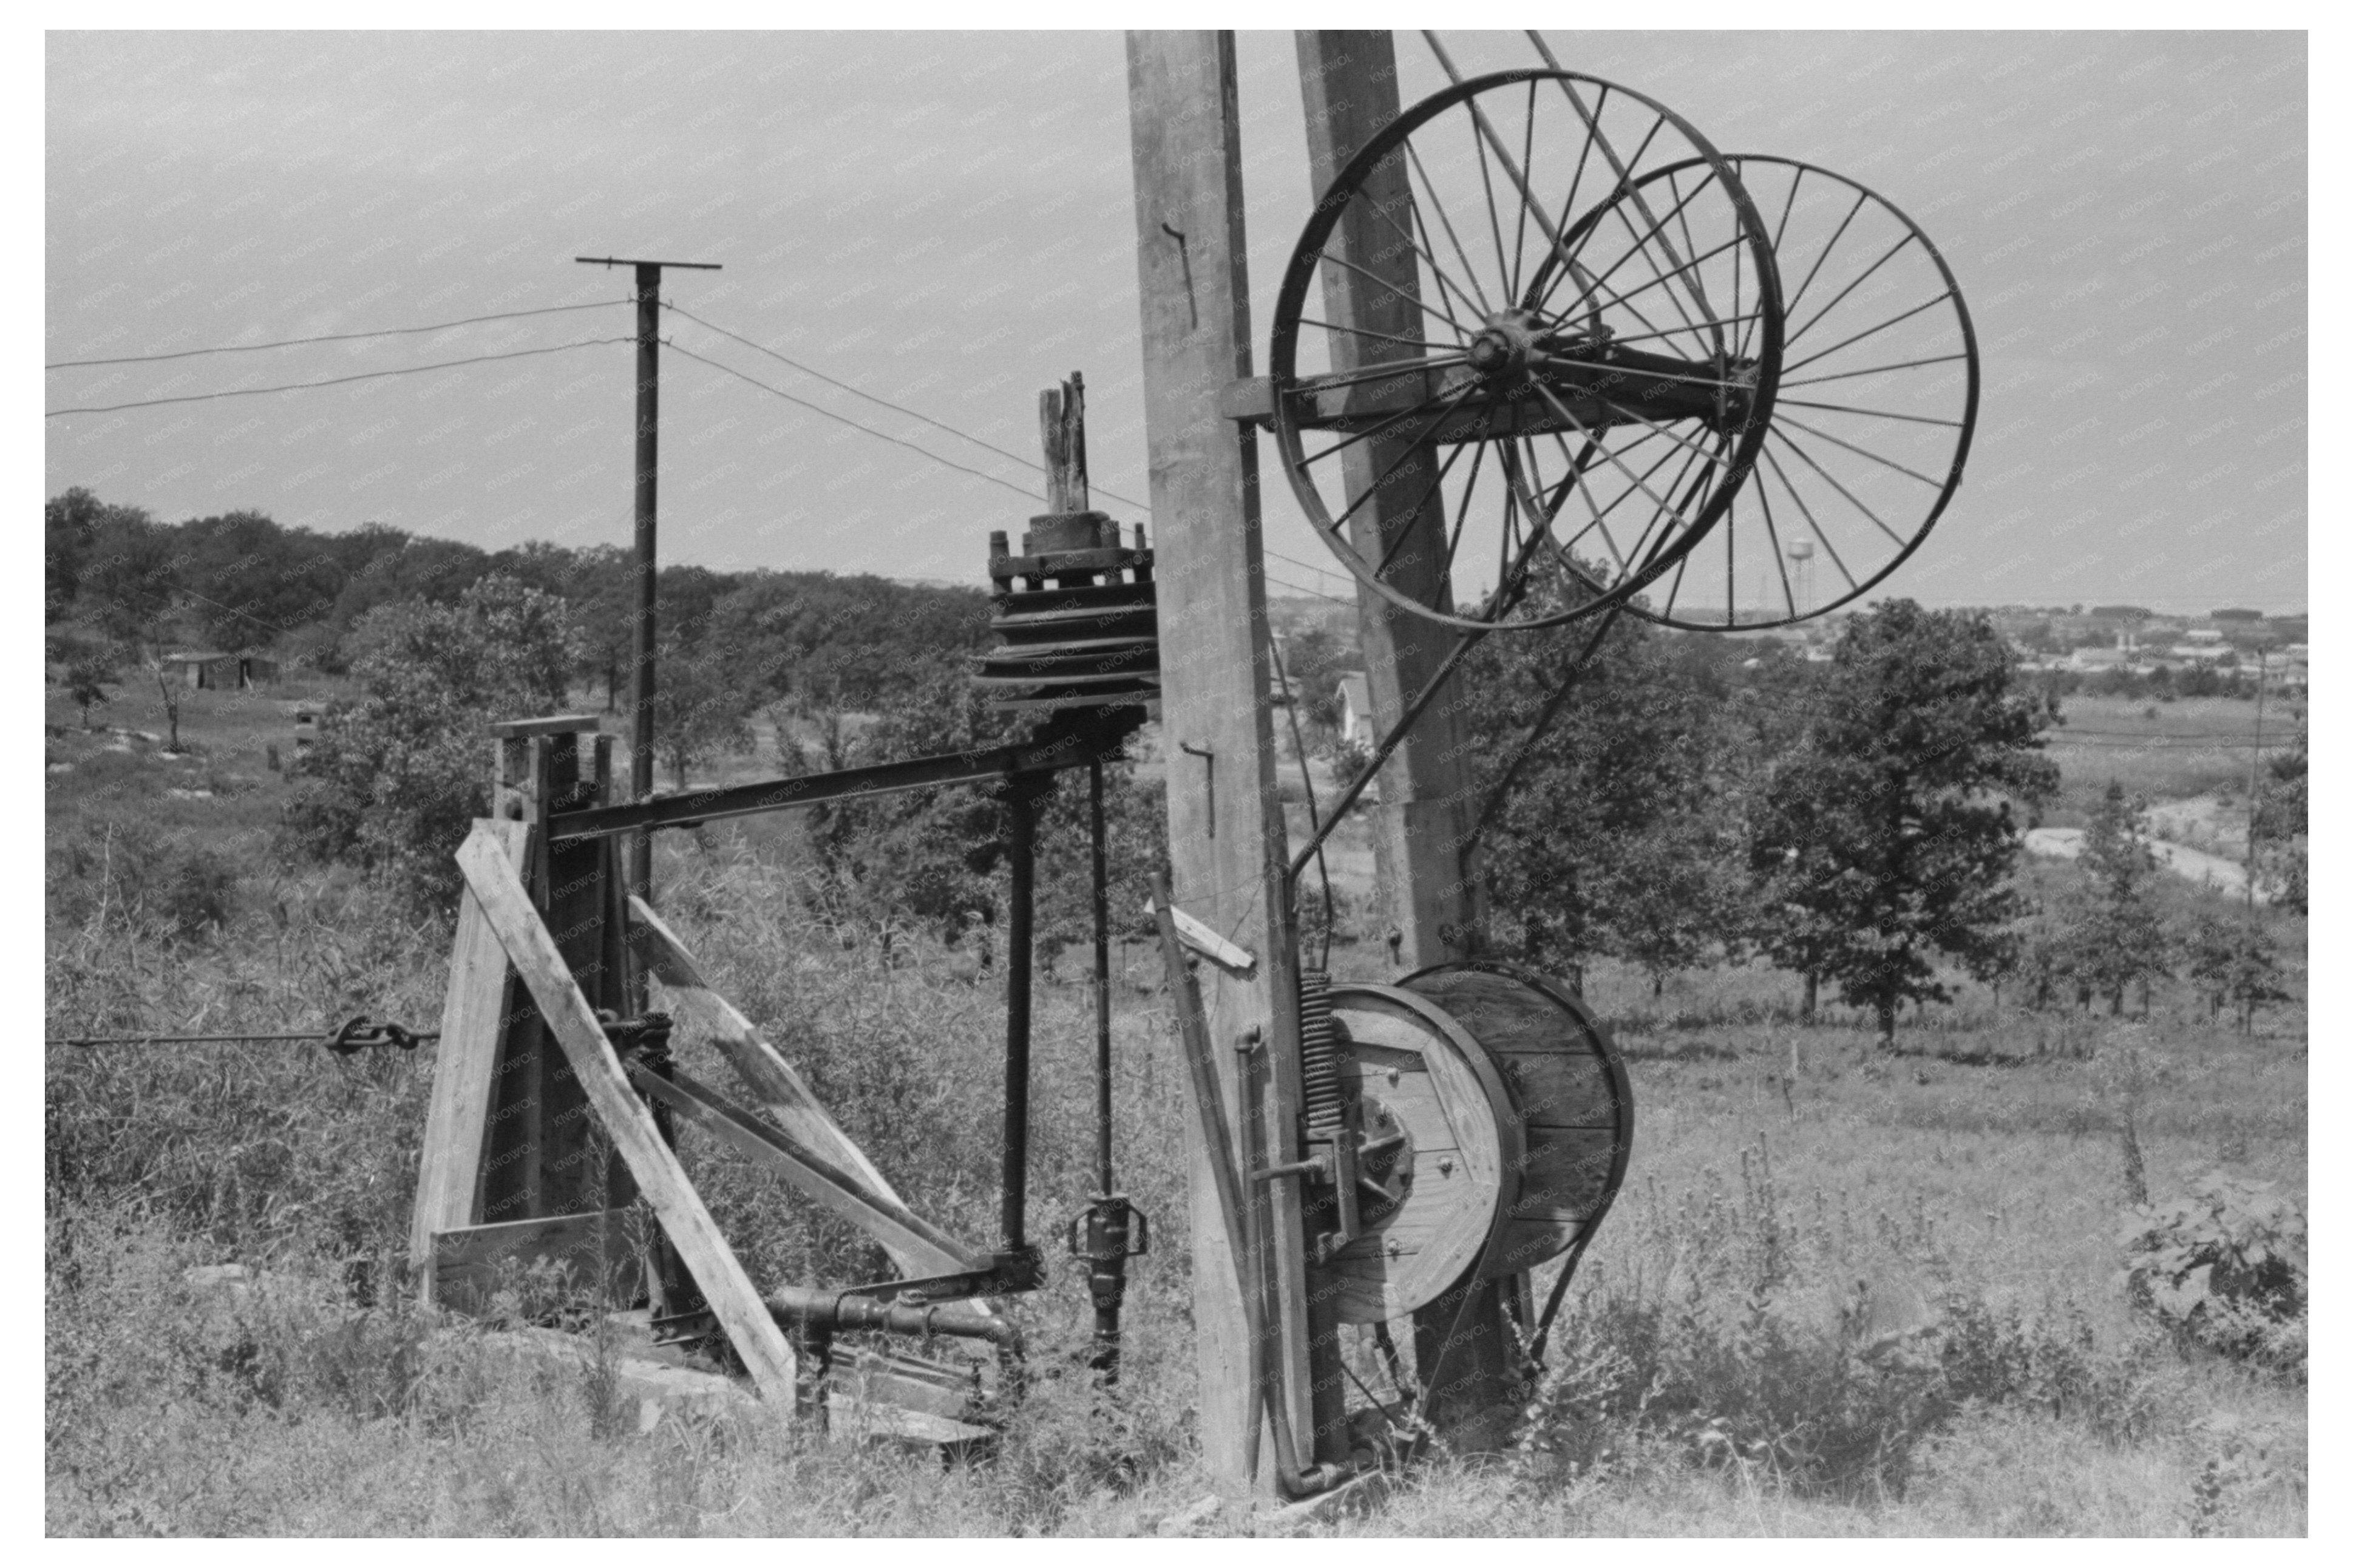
left=2040, top=694, right=2291, bottom=827
left=44, top=679, right=2307, bottom=1536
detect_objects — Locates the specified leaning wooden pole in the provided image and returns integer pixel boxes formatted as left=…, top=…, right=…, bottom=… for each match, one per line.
left=1297, top=27, right=1520, bottom=1452
left=1126, top=29, right=1337, bottom=1494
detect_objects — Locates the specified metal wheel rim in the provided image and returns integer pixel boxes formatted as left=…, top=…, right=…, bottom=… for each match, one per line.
left=1530, top=155, right=1980, bottom=631
left=1269, top=67, right=1786, bottom=634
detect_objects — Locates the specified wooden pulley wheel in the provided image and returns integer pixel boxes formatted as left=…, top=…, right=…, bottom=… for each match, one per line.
left=1316, top=963, right=1631, bottom=1324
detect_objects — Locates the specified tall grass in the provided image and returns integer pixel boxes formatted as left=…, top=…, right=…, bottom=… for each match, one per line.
left=46, top=753, right=2307, bottom=1534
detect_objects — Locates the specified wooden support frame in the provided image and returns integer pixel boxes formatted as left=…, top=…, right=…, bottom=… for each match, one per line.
left=455, top=823, right=801, bottom=1405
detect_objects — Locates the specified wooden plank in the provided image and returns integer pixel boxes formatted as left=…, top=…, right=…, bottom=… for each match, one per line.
left=1127, top=29, right=1326, bottom=1488
left=1499, top=1050, right=1620, bottom=1130
left=409, top=815, right=530, bottom=1293
left=429, top=1207, right=643, bottom=1315
left=625, top=1061, right=981, bottom=1277
left=457, top=824, right=800, bottom=1407
left=628, top=895, right=903, bottom=1207
left=1143, top=897, right=1258, bottom=976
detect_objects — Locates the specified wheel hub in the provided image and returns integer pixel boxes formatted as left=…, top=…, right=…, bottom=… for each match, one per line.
left=1467, top=310, right=1541, bottom=379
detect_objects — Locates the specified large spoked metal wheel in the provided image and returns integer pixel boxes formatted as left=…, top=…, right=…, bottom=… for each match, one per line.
left=1269, top=67, right=1785, bottom=633
left=1533, top=156, right=1980, bottom=630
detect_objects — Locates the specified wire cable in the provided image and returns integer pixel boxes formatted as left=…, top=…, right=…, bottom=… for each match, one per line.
left=46, top=300, right=630, bottom=370
left=667, top=341, right=1052, bottom=504
left=45, top=336, right=634, bottom=418
left=664, top=302, right=1158, bottom=511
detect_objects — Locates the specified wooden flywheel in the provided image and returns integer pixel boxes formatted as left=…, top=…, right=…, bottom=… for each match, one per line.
left=1313, top=963, right=1632, bottom=1324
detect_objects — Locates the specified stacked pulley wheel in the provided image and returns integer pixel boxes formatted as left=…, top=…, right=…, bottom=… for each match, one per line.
left=978, top=512, right=1160, bottom=712
left=1271, top=58, right=1979, bottom=640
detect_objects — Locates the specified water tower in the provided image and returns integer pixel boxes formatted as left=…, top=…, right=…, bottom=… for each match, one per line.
left=1786, top=538, right=1816, bottom=620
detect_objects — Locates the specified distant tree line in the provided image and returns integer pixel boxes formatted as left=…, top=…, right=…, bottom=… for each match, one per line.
left=43, top=486, right=993, bottom=710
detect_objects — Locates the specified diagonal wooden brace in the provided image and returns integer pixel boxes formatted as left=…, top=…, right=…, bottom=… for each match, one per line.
left=627, top=896, right=908, bottom=1213
left=456, top=824, right=799, bottom=1407
left=623, top=1059, right=983, bottom=1279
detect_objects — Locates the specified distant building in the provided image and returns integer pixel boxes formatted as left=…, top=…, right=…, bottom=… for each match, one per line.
left=2090, top=605, right=2154, bottom=622
left=2211, top=608, right=2264, bottom=624
left=2169, top=628, right=2231, bottom=663
left=1336, top=673, right=1375, bottom=747
left=160, top=650, right=278, bottom=690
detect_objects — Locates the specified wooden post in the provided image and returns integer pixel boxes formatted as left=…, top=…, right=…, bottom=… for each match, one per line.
left=479, top=717, right=626, bottom=1229
left=1126, top=29, right=1338, bottom=1492
left=1297, top=28, right=1515, bottom=1451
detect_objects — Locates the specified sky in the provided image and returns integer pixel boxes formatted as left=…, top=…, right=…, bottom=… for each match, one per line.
left=44, top=29, right=2308, bottom=614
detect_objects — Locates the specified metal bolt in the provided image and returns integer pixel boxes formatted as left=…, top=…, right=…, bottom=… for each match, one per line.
left=1437, top=1156, right=1455, bottom=1177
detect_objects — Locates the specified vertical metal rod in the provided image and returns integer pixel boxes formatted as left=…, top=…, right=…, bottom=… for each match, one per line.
left=630, top=262, right=661, bottom=901
left=1091, top=760, right=1114, bottom=1194
left=1001, top=786, right=1036, bottom=1251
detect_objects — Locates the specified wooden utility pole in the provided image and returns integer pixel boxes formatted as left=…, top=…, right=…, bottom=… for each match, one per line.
left=1295, top=31, right=1484, bottom=971
left=1126, top=30, right=1336, bottom=1493
left=1295, top=29, right=1516, bottom=1450
left=574, top=255, right=721, bottom=906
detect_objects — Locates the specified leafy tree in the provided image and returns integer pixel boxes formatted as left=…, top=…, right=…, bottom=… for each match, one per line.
left=2065, top=783, right=2175, bottom=1014
left=2184, top=911, right=2293, bottom=1036
left=1748, top=601, right=2059, bottom=1047
left=796, top=673, right=1167, bottom=966
left=282, top=575, right=581, bottom=908
left=650, top=630, right=759, bottom=789
left=45, top=487, right=107, bottom=620
left=2253, top=710, right=2306, bottom=913
left=65, top=659, right=112, bottom=730
left=1464, top=563, right=1752, bottom=985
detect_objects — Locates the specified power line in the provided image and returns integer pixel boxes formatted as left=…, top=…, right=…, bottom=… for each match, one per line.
left=46, top=300, right=630, bottom=370
left=667, top=341, right=1051, bottom=504
left=663, top=302, right=1158, bottom=514
left=1266, top=574, right=1354, bottom=605
left=44, top=337, right=634, bottom=418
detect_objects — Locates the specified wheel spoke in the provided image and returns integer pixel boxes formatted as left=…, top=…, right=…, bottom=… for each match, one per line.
left=1352, top=183, right=1486, bottom=336
left=1777, top=396, right=1962, bottom=429
left=1537, top=168, right=1724, bottom=327
left=1781, top=351, right=1966, bottom=389
left=1784, top=188, right=1871, bottom=319
left=1444, top=436, right=1488, bottom=569
left=1787, top=230, right=1918, bottom=347
left=1300, top=378, right=1482, bottom=471
left=1777, top=412, right=1946, bottom=489
left=1373, top=439, right=1468, bottom=580
left=1519, top=34, right=1725, bottom=333
left=1753, top=461, right=1801, bottom=620
left=1510, top=78, right=1539, bottom=300
left=1782, top=291, right=1955, bottom=375
left=1586, top=388, right=1730, bottom=470
left=1760, top=443, right=1861, bottom=592
left=1528, top=379, right=1695, bottom=543
left=1324, top=384, right=1488, bottom=535
left=1405, top=139, right=1498, bottom=319
left=1467, top=102, right=1516, bottom=307
left=1292, top=316, right=1456, bottom=355
left=1769, top=427, right=1909, bottom=547
left=1315, top=250, right=1473, bottom=341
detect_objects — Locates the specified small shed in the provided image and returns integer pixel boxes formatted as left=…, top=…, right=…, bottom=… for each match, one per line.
left=161, top=650, right=279, bottom=690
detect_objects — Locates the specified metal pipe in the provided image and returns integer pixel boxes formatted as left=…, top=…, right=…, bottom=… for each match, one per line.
left=1000, top=786, right=1036, bottom=1251
left=766, top=1286, right=1022, bottom=1351
left=1090, top=760, right=1113, bottom=1193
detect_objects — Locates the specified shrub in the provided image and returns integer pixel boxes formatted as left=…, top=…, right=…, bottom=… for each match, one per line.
left=281, top=574, right=580, bottom=911
left=2119, top=1173, right=2306, bottom=1376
